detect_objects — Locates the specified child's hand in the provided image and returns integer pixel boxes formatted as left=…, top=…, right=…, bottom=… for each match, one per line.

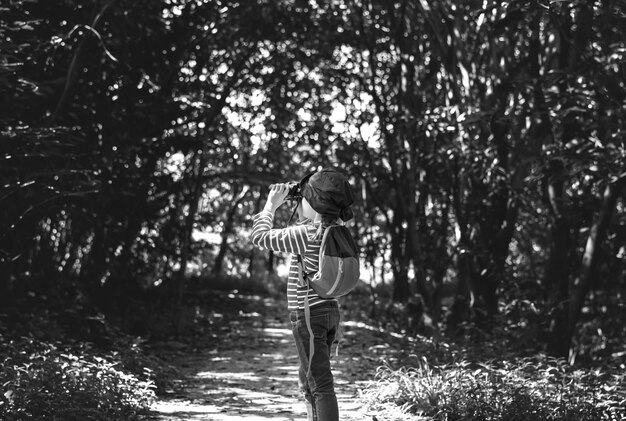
left=263, top=183, right=290, bottom=212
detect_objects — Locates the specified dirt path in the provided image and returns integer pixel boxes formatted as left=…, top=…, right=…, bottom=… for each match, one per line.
left=149, top=293, right=413, bottom=421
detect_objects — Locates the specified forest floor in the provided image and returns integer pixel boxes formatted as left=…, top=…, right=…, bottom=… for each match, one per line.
left=147, top=291, right=421, bottom=421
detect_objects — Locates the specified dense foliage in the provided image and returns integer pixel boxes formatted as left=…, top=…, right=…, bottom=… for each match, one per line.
left=0, top=336, right=156, bottom=420
left=1, top=0, right=625, bottom=417
left=364, top=357, right=625, bottom=421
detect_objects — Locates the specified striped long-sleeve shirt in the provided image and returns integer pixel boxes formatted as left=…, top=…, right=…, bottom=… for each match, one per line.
left=251, top=210, right=337, bottom=310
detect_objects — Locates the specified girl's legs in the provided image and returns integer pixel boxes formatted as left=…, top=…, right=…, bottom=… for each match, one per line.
left=290, top=302, right=340, bottom=421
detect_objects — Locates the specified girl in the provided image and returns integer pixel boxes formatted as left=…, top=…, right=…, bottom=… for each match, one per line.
left=251, top=169, right=355, bottom=421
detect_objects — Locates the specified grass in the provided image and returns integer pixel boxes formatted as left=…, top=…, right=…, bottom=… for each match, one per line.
left=361, top=354, right=626, bottom=421
left=0, top=336, right=156, bottom=421
left=2, top=282, right=624, bottom=421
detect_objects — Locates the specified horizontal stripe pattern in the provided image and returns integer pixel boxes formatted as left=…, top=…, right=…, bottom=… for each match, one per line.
left=251, top=210, right=337, bottom=310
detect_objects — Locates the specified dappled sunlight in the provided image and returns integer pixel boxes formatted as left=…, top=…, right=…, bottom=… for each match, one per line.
left=259, top=327, right=293, bottom=338
left=5, top=0, right=625, bottom=419
left=196, top=371, right=261, bottom=381
left=152, top=399, right=304, bottom=420
left=342, top=319, right=382, bottom=332
left=150, top=294, right=380, bottom=420
left=342, top=319, right=405, bottom=340
left=153, top=352, right=306, bottom=419
left=148, top=292, right=447, bottom=420
left=151, top=298, right=311, bottom=420
left=151, top=343, right=306, bottom=420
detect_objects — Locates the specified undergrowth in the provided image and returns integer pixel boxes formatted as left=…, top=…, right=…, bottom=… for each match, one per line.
left=0, top=335, right=156, bottom=421
left=362, top=355, right=626, bottom=421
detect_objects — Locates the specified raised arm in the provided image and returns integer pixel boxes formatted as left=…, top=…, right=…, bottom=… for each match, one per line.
left=251, top=210, right=309, bottom=254
left=250, top=183, right=310, bottom=254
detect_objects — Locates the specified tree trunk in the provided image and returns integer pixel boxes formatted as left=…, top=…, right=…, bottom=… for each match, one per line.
left=390, top=204, right=411, bottom=302
left=546, top=3, right=593, bottom=357
left=212, top=185, right=249, bottom=276
left=174, top=153, right=205, bottom=334
left=449, top=249, right=473, bottom=327
left=449, top=159, right=473, bottom=325
left=545, top=188, right=577, bottom=356
left=472, top=112, right=517, bottom=321
left=50, top=0, right=118, bottom=123
left=110, top=155, right=160, bottom=292
left=267, top=250, right=274, bottom=273
left=544, top=159, right=572, bottom=298
left=564, top=174, right=626, bottom=360
left=392, top=264, right=410, bottom=302
left=84, top=197, right=108, bottom=302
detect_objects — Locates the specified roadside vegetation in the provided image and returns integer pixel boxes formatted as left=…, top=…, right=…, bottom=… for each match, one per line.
left=0, top=338, right=155, bottom=420
left=2, top=0, right=625, bottom=419
left=364, top=356, right=624, bottom=421
left=2, top=281, right=625, bottom=420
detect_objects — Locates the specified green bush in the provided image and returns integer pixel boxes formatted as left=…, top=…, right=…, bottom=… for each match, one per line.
left=363, top=356, right=626, bottom=421
left=0, top=337, right=155, bottom=421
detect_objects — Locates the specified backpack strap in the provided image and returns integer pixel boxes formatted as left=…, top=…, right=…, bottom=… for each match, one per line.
left=303, top=289, right=315, bottom=378
left=296, top=254, right=315, bottom=377
left=296, top=221, right=344, bottom=378
left=296, top=254, right=310, bottom=287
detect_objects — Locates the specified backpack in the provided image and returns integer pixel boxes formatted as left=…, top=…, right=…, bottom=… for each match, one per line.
left=297, top=223, right=360, bottom=376
left=297, top=224, right=360, bottom=298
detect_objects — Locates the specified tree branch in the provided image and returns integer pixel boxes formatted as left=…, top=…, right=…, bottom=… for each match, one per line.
left=49, top=0, right=117, bottom=123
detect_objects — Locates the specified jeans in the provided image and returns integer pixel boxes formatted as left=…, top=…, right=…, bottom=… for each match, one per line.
left=290, top=301, right=340, bottom=421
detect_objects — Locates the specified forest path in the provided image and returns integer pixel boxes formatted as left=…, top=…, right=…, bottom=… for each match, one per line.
left=148, top=292, right=414, bottom=421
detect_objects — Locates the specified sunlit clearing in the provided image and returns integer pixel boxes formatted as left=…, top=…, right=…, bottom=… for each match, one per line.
left=196, top=371, right=260, bottom=381
left=152, top=400, right=304, bottom=420
left=224, top=90, right=265, bottom=154
left=342, top=320, right=384, bottom=333
left=161, top=151, right=186, bottom=181
left=195, top=369, right=298, bottom=383
left=297, top=107, right=312, bottom=123
left=261, top=327, right=292, bottom=338
left=330, top=102, right=347, bottom=134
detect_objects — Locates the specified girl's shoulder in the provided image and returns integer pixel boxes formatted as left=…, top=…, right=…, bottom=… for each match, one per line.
left=294, top=218, right=320, bottom=240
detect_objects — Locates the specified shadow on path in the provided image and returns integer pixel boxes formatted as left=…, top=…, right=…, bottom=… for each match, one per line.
left=149, top=293, right=411, bottom=421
